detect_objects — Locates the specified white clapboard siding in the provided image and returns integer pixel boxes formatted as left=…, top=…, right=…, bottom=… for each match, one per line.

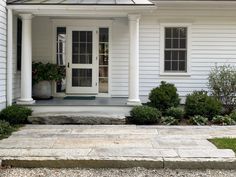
left=0, top=0, right=6, bottom=109
left=139, top=12, right=236, bottom=100
left=111, top=18, right=129, bottom=97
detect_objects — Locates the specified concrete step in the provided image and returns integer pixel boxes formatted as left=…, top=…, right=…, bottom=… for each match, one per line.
left=28, top=112, right=127, bottom=125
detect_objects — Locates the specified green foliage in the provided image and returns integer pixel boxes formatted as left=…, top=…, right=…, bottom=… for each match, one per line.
left=209, top=138, right=236, bottom=153
left=208, top=65, right=236, bottom=112
left=230, top=110, right=236, bottom=121
left=0, top=105, right=32, bottom=124
left=212, top=115, right=236, bottom=125
left=0, top=120, right=16, bottom=139
left=185, top=91, right=222, bottom=118
left=161, top=116, right=179, bottom=125
left=165, top=107, right=184, bottom=119
left=130, top=106, right=162, bottom=125
left=190, top=115, right=208, bottom=126
left=148, top=81, right=180, bottom=112
left=32, top=62, right=66, bottom=85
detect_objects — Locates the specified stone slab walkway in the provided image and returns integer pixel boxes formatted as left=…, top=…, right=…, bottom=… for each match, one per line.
left=0, top=125, right=236, bottom=169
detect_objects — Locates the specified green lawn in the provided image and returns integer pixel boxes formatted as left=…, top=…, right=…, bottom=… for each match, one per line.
left=209, top=138, right=236, bottom=153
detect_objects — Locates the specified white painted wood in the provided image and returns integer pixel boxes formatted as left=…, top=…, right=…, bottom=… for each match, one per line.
left=0, top=0, right=6, bottom=109
left=17, top=14, right=35, bottom=104
left=6, top=8, right=13, bottom=106
left=127, top=14, right=141, bottom=105
left=21, top=8, right=236, bottom=103
left=66, top=27, right=98, bottom=94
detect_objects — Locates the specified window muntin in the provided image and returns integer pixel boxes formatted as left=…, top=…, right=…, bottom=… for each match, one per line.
left=164, top=27, right=187, bottom=72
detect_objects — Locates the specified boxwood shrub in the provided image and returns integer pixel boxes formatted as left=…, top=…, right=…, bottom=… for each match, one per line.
left=148, top=81, right=180, bottom=112
left=165, top=107, right=184, bottom=119
left=130, top=106, right=162, bottom=125
left=185, top=91, right=222, bottom=118
left=0, top=105, right=32, bottom=124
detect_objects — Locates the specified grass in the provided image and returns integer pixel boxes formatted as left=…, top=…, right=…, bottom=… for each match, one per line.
left=0, top=124, right=22, bottom=140
left=209, top=138, right=236, bottom=153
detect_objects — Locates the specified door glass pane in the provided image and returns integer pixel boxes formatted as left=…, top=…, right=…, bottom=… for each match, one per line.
left=99, top=28, right=109, bottom=93
left=56, top=27, right=66, bottom=93
left=72, top=69, right=92, bottom=87
left=72, top=31, right=92, bottom=64
left=99, top=78, right=108, bottom=93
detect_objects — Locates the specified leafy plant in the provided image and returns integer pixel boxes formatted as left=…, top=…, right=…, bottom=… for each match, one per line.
left=32, top=62, right=66, bottom=85
left=190, top=115, right=208, bottom=126
left=0, top=105, right=32, bottom=124
left=230, top=110, right=236, bottom=121
left=148, top=81, right=180, bottom=112
left=130, top=106, right=162, bottom=125
left=212, top=115, right=236, bottom=125
left=208, top=65, right=236, bottom=113
left=185, top=91, right=222, bottom=118
left=165, top=107, right=184, bottom=119
left=161, top=116, right=179, bottom=125
left=0, top=120, right=15, bottom=137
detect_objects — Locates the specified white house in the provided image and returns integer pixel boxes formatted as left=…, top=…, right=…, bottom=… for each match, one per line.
left=1, top=0, right=236, bottom=111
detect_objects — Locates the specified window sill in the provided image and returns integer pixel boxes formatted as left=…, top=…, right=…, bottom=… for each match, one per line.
left=160, top=72, right=191, bottom=77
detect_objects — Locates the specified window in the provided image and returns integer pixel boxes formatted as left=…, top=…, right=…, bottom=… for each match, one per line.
left=99, top=28, right=109, bottom=93
left=17, top=18, right=22, bottom=71
left=160, top=24, right=191, bottom=75
left=56, top=27, right=66, bottom=93
left=164, top=27, right=187, bottom=72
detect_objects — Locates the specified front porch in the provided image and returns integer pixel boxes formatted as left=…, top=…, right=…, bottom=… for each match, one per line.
left=6, top=2, right=156, bottom=107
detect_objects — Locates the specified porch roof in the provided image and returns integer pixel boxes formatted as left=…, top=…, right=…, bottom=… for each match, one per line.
left=7, top=0, right=154, bottom=5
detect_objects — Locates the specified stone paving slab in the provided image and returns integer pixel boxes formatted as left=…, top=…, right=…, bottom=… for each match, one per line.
left=0, top=125, right=236, bottom=169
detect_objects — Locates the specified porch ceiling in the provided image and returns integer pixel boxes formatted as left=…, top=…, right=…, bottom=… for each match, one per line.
left=7, top=0, right=154, bottom=5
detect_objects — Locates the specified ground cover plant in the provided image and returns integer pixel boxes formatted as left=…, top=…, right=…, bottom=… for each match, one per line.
left=0, top=105, right=32, bottom=140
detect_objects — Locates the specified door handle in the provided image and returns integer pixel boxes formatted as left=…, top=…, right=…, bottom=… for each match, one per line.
left=67, top=62, right=70, bottom=68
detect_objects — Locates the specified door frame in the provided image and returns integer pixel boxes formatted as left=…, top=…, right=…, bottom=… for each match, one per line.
left=52, top=19, right=113, bottom=97
left=66, top=27, right=98, bottom=94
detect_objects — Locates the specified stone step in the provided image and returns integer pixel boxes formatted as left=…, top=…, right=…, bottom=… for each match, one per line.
left=28, top=112, right=126, bottom=125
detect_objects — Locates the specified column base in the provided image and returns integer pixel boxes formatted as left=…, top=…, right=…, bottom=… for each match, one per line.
left=127, top=99, right=142, bottom=106
left=17, top=98, right=35, bottom=105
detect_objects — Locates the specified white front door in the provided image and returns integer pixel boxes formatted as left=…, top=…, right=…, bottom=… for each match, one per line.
left=66, top=27, right=98, bottom=94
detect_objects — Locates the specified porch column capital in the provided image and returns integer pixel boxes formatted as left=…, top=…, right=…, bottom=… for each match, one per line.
left=19, top=14, right=34, bottom=20
left=127, top=13, right=141, bottom=105
left=128, top=14, right=141, bottom=21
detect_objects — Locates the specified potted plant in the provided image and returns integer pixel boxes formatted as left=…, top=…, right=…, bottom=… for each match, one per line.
left=32, top=62, right=65, bottom=99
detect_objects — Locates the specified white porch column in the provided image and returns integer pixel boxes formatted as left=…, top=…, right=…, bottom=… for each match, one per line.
left=7, top=8, right=13, bottom=106
left=17, top=14, right=35, bottom=104
left=127, top=14, right=141, bottom=105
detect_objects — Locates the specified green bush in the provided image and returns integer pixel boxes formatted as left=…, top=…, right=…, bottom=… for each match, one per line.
left=148, top=81, right=180, bottom=112
left=212, top=115, right=236, bottom=125
left=0, top=120, right=15, bottom=137
left=230, top=110, right=236, bottom=121
left=165, top=107, right=184, bottom=119
left=208, top=65, right=236, bottom=113
left=190, top=115, right=208, bottom=126
left=130, top=106, right=162, bottom=125
left=0, top=105, right=32, bottom=124
left=185, top=91, right=222, bottom=118
left=161, top=116, right=179, bottom=125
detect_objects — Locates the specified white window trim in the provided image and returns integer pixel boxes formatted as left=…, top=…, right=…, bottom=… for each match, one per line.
left=160, top=23, right=192, bottom=76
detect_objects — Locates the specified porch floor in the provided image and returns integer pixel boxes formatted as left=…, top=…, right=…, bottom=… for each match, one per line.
left=31, top=97, right=129, bottom=106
